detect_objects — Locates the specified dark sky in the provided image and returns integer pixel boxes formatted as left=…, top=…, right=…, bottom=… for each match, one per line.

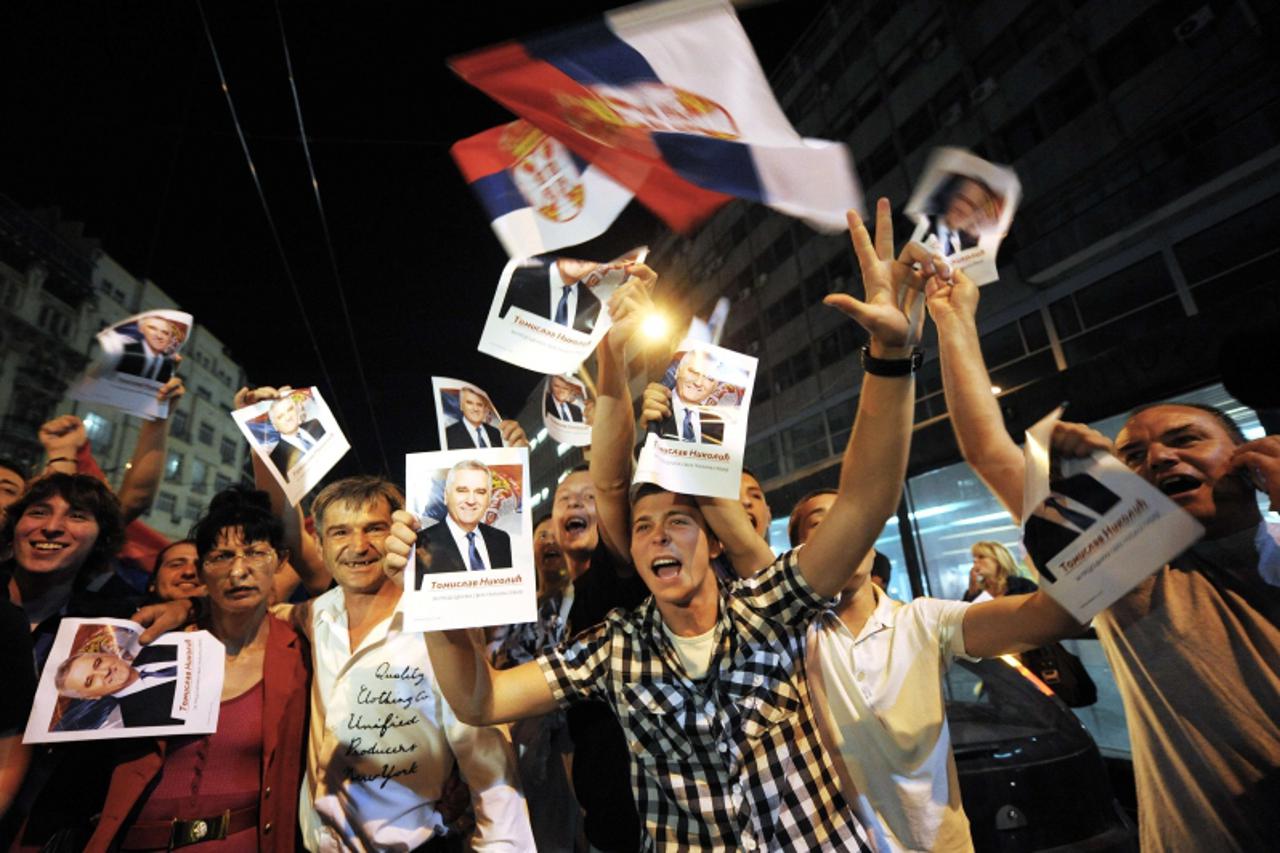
left=0, top=0, right=825, bottom=479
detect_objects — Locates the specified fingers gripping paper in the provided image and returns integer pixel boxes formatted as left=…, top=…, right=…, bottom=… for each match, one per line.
left=1021, top=407, right=1204, bottom=621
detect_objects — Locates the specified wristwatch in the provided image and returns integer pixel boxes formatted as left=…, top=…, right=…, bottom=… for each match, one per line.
left=859, top=345, right=923, bottom=377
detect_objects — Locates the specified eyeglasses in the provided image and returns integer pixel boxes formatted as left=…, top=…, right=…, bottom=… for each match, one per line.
left=202, top=547, right=278, bottom=571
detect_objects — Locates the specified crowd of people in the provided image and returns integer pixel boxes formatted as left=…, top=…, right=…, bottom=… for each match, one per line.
left=0, top=201, right=1276, bottom=851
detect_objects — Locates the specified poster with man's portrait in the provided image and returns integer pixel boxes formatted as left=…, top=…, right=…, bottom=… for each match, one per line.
left=478, top=246, right=648, bottom=374
left=402, top=447, right=536, bottom=631
left=634, top=341, right=757, bottom=500
left=543, top=373, right=593, bottom=447
left=905, top=147, right=1021, bottom=286
left=25, top=618, right=223, bottom=743
left=231, top=386, right=350, bottom=507
left=69, top=309, right=193, bottom=419
left=1020, top=407, right=1204, bottom=621
left=432, top=376, right=514, bottom=452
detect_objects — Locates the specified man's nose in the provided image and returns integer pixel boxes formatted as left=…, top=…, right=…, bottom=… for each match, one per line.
left=1145, top=443, right=1178, bottom=473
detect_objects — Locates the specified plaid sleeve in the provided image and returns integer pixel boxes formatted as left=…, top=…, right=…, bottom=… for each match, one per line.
left=535, top=617, right=615, bottom=707
left=731, top=548, right=833, bottom=627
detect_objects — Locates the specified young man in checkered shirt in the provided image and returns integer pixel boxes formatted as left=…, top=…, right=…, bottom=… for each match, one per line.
left=388, top=203, right=928, bottom=850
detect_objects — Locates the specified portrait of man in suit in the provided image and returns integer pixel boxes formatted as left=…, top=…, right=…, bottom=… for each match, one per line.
left=52, top=643, right=183, bottom=731
left=655, top=349, right=725, bottom=445
left=922, top=174, right=1004, bottom=256
left=499, top=257, right=602, bottom=333
left=415, top=460, right=514, bottom=588
left=110, top=314, right=187, bottom=383
left=544, top=375, right=585, bottom=423
left=1023, top=472, right=1122, bottom=583
left=267, top=395, right=326, bottom=481
left=445, top=387, right=504, bottom=449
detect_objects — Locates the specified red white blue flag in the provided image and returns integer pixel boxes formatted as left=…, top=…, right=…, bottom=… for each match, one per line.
left=451, top=120, right=635, bottom=259
left=450, top=0, right=861, bottom=236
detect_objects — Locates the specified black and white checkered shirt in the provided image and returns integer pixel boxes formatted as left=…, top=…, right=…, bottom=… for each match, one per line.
left=537, top=550, right=872, bottom=851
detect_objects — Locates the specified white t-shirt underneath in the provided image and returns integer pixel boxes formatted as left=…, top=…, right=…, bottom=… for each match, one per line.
left=808, top=588, right=975, bottom=853
left=661, top=621, right=717, bottom=680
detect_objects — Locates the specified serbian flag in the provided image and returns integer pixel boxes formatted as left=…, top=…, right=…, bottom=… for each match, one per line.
left=452, top=120, right=634, bottom=258
left=450, top=0, right=861, bottom=235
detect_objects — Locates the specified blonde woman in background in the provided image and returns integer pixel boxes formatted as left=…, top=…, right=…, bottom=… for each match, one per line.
left=964, top=540, right=1038, bottom=601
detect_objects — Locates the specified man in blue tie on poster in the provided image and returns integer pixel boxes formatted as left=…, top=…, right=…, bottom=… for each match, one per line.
left=266, top=395, right=326, bottom=480
left=500, top=257, right=603, bottom=333
left=415, top=460, right=513, bottom=586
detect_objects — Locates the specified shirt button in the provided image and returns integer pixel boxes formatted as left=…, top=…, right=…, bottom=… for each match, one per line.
left=717, top=740, right=729, bottom=753
left=856, top=671, right=866, bottom=681
left=264, top=822, right=273, bottom=834
left=752, top=674, right=763, bottom=686
left=264, top=786, right=272, bottom=799
left=732, top=783, right=743, bottom=797
left=743, top=836, right=757, bottom=850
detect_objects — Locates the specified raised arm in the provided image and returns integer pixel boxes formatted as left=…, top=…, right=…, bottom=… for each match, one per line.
left=234, top=386, right=330, bottom=597
left=116, top=378, right=186, bottom=523
left=590, top=263, right=658, bottom=561
left=697, top=495, right=775, bottom=579
left=385, top=510, right=556, bottom=725
left=797, top=202, right=927, bottom=598
left=926, top=269, right=1026, bottom=519
left=961, top=591, right=1084, bottom=657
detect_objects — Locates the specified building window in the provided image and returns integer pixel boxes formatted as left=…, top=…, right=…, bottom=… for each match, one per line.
left=165, top=452, right=183, bottom=483
left=198, top=421, right=214, bottom=446
left=156, top=492, right=177, bottom=515
left=190, top=458, right=208, bottom=494
left=196, top=386, right=212, bottom=402
left=170, top=409, right=189, bottom=439
left=220, top=437, right=237, bottom=465
left=82, top=412, right=113, bottom=448
left=215, top=474, right=232, bottom=493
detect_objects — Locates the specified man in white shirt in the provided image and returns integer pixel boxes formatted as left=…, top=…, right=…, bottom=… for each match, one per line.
left=289, top=476, right=532, bottom=852
left=779, top=490, right=1079, bottom=852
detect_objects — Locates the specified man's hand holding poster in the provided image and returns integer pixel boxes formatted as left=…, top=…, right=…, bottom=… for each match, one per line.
left=634, top=341, right=757, bottom=500
left=478, top=247, right=647, bottom=374
left=906, top=147, right=1021, bottom=287
left=25, top=618, right=224, bottom=743
left=1022, top=407, right=1204, bottom=621
left=403, top=447, right=536, bottom=631
left=232, top=386, right=350, bottom=508
left=70, top=309, right=193, bottom=420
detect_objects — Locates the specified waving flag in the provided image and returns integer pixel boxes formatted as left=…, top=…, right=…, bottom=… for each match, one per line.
left=452, top=120, right=635, bottom=258
left=450, top=0, right=861, bottom=235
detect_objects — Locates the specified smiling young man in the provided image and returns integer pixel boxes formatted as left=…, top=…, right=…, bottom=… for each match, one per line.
left=288, top=475, right=532, bottom=852
left=389, top=209, right=924, bottom=850
left=929, top=264, right=1280, bottom=850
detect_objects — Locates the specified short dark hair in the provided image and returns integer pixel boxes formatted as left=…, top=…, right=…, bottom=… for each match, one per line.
left=0, top=474, right=124, bottom=578
left=870, top=551, right=892, bottom=586
left=1125, top=402, right=1246, bottom=445
left=533, top=511, right=553, bottom=530
left=310, top=476, right=404, bottom=536
left=153, top=539, right=196, bottom=574
left=0, top=457, right=28, bottom=481
left=787, top=488, right=838, bottom=547
left=191, top=486, right=284, bottom=560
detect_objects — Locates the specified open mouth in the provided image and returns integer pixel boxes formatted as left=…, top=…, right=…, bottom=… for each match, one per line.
left=31, top=541, right=69, bottom=552
left=1156, top=474, right=1202, bottom=497
left=343, top=555, right=380, bottom=569
left=540, top=544, right=563, bottom=559
left=563, top=516, right=590, bottom=535
left=651, top=557, right=682, bottom=580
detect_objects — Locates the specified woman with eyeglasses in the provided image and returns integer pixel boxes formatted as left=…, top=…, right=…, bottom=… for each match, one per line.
left=84, top=487, right=308, bottom=851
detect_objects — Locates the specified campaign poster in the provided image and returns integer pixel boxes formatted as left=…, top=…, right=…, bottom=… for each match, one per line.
left=542, top=373, right=592, bottom=447
left=1021, top=407, right=1204, bottom=622
left=231, top=387, right=350, bottom=507
left=69, top=309, right=192, bottom=420
left=477, top=246, right=648, bottom=375
left=25, top=619, right=224, bottom=743
left=905, top=147, right=1021, bottom=286
left=633, top=342, right=757, bottom=500
left=433, top=376, right=514, bottom=452
left=402, top=447, right=536, bottom=631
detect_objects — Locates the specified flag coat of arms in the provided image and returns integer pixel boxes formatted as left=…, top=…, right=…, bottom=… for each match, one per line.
left=450, top=0, right=861, bottom=235
left=452, top=119, right=635, bottom=258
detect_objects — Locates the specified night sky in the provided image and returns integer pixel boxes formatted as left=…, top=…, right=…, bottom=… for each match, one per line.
left=0, top=0, right=826, bottom=478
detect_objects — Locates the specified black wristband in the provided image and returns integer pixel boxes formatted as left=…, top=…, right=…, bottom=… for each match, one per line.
left=859, top=345, right=923, bottom=377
